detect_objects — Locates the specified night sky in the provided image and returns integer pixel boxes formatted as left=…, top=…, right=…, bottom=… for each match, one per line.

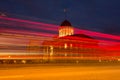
left=0, top=0, right=120, bottom=35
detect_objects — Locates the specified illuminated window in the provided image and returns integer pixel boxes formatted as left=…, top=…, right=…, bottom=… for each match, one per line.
left=65, top=53, right=67, bottom=56
left=50, top=46, right=53, bottom=56
left=59, top=26, right=74, bottom=37
left=64, top=43, right=67, bottom=49
left=70, top=44, right=72, bottom=48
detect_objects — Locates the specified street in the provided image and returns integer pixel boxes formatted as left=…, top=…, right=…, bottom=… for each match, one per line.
left=0, top=63, right=120, bottom=80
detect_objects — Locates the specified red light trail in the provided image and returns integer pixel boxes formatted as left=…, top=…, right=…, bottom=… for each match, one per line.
left=0, top=16, right=120, bottom=60
left=0, top=28, right=55, bottom=37
left=0, top=16, right=119, bottom=41
left=75, top=28, right=120, bottom=41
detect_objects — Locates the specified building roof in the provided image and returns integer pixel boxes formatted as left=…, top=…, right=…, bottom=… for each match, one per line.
left=71, top=34, right=94, bottom=39
left=59, top=34, right=95, bottom=41
left=43, top=33, right=98, bottom=47
left=60, top=20, right=72, bottom=26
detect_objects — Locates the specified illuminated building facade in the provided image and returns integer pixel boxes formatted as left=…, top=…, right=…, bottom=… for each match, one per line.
left=43, top=20, right=101, bottom=61
left=0, top=15, right=119, bottom=63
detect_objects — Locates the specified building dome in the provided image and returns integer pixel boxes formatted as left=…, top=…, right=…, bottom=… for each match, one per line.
left=60, top=20, right=72, bottom=26
left=59, top=20, right=74, bottom=37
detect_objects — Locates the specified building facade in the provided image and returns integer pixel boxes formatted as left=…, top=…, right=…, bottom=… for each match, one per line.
left=42, top=20, right=102, bottom=62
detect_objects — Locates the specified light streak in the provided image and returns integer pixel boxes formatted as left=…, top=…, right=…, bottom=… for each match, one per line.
left=75, top=28, right=120, bottom=41
left=0, top=16, right=119, bottom=60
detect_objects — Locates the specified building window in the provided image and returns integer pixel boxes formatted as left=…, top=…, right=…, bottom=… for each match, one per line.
left=64, top=43, right=67, bottom=49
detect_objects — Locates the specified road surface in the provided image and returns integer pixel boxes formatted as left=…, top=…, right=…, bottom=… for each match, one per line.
left=0, top=64, right=120, bottom=80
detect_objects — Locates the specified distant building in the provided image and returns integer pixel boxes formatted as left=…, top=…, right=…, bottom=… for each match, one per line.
left=42, top=20, right=101, bottom=61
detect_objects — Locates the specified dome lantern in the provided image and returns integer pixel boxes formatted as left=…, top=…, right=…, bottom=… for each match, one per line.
left=59, top=20, right=74, bottom=37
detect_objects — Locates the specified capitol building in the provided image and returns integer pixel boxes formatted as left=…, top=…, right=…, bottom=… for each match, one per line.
left=42, top=20, right=103, bottom=62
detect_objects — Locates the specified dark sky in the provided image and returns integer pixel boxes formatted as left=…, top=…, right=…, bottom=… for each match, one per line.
left=0, top=0, right=120, bottom=35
